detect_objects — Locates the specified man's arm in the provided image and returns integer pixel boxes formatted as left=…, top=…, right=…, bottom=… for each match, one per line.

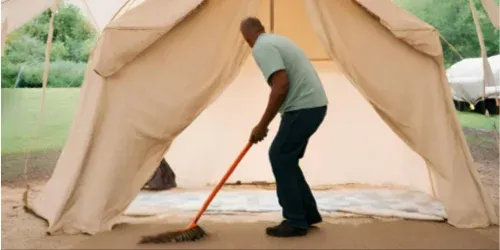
left=256, top=70, right=289, bottom=129
left=249, top=43, right=288, bottom=143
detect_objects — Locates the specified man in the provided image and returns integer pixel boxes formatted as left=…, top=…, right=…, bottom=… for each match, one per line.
left=240, top=17, right=329, bottom=237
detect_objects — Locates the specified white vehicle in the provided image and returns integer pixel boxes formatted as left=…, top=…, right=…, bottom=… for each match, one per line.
left=447, top=54, right=500, bottom=107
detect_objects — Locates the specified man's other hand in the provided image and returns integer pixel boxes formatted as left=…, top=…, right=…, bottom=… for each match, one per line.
left=250, top=125, right=269, bottom=144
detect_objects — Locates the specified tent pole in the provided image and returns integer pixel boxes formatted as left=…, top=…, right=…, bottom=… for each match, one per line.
left=469, top=0, right=495, bottom=116
left=270, top=0, right=274, bottom=33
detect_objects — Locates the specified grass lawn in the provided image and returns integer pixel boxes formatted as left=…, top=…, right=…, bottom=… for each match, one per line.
left=1, top=88, right=499, bottom=155
left=456, top=111, right=499, bottom=132
left=2, top=88, right=80, bottom=155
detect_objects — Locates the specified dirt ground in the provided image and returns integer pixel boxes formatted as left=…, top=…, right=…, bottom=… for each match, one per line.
left=1, top=127, right=499, bottom=249
left=76, top=220, right=498, bottom=249
left=463, top=128, right=499, bottom=204
left=1, top=149, right=61, bottom=187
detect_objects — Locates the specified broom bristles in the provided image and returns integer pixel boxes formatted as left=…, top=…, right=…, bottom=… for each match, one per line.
left=139, top=225, right=206, bottom=244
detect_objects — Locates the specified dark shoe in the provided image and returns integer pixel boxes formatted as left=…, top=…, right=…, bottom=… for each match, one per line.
left=307, top=216, right=322, bottom=227
left=266, top=220, right=307, bottom=237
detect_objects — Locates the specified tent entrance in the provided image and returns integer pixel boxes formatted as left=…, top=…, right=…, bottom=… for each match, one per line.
left=145, top=59, right=442, bottom=222
left=163, top=0, right=434, bottom=196
left=166, top=60, right=433, bottom=195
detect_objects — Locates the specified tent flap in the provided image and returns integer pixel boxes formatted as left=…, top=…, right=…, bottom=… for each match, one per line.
left=481, top=0, right=500, bottom=29
left=306, top=0, right=497, bottom=228
left=32, top=0, right=260, bottom=235
left=354, top=0, right=442, bottom=57
left=1, top=0, right=56, bottom=35
left=93, top=0, right=204, bottom=78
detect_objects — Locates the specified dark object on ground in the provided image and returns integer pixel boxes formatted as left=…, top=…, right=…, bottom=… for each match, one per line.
left=143, top=158, right=176, bottom=191
left=454, top=99, right=499, bottom=115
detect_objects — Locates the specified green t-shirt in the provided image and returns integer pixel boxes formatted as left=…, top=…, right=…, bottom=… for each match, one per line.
left=252, top=33, right=328, bottom=114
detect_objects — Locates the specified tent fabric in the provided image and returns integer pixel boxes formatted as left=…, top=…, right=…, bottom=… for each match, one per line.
left=481, top=0, right=500, bottom=29
left=1, top=0, right=55, bottom=35
left=11, top=0, right=497, bottom=235
left=272, top=0, right=329, bottom=60
left=32, top=0, right=261, bottom=235
left=306, top=0, right=497, bottom=228
left=67, top=0, right=130, bottom=31
left=93, top=0, right=204, bottom=77
left=353, top=0, right=442, bottom=57
left=1, top=0, right=55, bottom=51
left=164, top=60, right=431, bottom=191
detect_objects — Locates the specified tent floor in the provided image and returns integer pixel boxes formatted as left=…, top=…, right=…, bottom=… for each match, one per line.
left=74, top=220, right=498, bottom=249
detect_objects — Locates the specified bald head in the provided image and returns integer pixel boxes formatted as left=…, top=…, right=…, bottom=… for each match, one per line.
left=240, top=17, right=265, bottom=47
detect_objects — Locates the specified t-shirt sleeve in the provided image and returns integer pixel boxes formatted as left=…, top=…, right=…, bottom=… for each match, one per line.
left=252, top=44, right=285, bottom=83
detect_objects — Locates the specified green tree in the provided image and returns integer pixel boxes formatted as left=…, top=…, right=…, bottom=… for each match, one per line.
left=394, top=0, right=500, bottom=67
left=2, top=2, right=98, bottom=88
left=6, top=2, right=97, bottom=62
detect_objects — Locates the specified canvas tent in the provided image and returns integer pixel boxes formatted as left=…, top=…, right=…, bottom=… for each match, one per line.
left=2, top=0, right=499, bottom=236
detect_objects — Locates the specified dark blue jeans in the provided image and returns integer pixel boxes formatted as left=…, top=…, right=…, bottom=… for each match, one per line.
left=269, top=105, right=327, bottom=229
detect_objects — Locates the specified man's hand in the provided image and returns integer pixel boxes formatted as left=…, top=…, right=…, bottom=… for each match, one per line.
left=250, top=124, right=269, bottom=144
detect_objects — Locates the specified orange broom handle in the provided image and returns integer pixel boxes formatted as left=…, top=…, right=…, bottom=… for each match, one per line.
left=188, top=141, right=253, bottom=227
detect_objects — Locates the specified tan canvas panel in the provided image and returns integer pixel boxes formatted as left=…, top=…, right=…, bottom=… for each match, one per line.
left=67, top=0, right=128, bottom=31
left=306, top=0, right=497, bottom=227
left=32, top=0, right=261, bottom=235
left=481, top=0, right=499, bottom=29
left=273, top=0, right=329, bottom=60
left=1, top=0, right=55, bottom=34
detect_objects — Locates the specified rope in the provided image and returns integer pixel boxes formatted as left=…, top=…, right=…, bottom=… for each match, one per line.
left=122, top=0, right=138, bottom=16
left=22, top=0, right=59, bottom=213
left=437, top=33, right=479, bottom=110
left=81, top=0, right=99, bottom=31
left=109, top=0, right=134, bottom=25
left=438, top=34, right=464, bottom=60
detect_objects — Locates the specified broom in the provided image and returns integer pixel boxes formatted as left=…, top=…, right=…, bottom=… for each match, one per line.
left=139, top=141, right=253, bottom=244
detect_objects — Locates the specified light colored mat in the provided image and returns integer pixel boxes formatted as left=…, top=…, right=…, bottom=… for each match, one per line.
left=125, top=188, right=447, bottom=221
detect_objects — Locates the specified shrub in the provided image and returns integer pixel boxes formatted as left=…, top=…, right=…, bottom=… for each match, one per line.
left=51, top=41, right=70, bottom=61
left=1, top=62, right=20, bottom=88
left=2, top=35, right=46, bottom=64
left=18, top=61, right=87, bottom=88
